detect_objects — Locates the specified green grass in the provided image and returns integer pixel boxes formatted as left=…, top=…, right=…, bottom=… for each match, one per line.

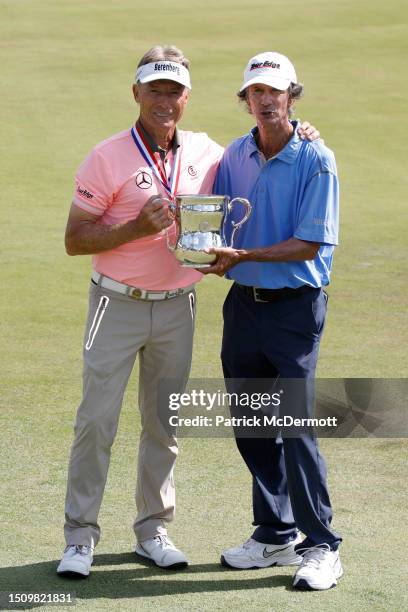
left=1, top=0, right=407, bottom=609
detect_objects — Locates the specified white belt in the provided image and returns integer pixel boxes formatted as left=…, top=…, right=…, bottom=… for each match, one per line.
left=91, top=272, right=195, bottom=301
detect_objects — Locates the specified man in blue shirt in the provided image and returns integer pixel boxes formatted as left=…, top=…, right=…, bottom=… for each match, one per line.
left=203, top=52, right=342, bottom=591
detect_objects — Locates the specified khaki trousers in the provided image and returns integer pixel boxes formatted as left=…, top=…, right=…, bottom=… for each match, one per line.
left=64, top=281, right=195, bottom=546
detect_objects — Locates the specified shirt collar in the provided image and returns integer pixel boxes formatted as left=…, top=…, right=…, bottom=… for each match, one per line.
left=136, top=120, right=180, bottom=156
left=247, top=120, right=303, bottom=165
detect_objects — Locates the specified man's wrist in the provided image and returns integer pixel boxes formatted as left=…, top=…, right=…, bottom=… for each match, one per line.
left=236, top=249, right=252, bottom=262
left=126, top=218, right=144, bottom=240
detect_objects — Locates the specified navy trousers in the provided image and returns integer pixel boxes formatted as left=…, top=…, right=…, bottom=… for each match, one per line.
left=221, top=283, right=342, bottom=551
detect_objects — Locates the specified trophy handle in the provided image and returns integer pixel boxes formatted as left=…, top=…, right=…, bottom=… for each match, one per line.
left=225, top=197, right=252, bottom=247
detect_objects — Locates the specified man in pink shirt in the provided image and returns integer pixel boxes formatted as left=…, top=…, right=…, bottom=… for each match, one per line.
left=57, top=44, right=317, bottom=578
left=57, top=45, right=223, bottom=577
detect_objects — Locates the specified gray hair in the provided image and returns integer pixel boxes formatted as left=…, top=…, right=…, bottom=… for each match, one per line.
left=237, top=82, right=304, bottom=117
left=137, top=45, right=190, bottom=71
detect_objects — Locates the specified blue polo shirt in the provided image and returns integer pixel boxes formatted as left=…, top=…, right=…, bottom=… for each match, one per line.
left=214, top=122, right=339, bottom=289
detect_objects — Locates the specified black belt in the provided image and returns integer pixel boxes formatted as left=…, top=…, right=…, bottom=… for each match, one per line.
left=235, top=283, right=318, bottom=303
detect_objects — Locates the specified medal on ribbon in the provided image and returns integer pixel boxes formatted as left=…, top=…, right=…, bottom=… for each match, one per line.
left=131, top=124, right=181, bottom=197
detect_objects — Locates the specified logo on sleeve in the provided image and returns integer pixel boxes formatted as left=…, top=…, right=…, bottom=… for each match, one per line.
left=135, top=171, right=153, bottom=189
left=77, top=186, right=94, bottom=199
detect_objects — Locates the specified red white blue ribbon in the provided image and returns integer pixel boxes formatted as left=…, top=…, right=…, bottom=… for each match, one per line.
left=131, top=124, right=181, bottom=197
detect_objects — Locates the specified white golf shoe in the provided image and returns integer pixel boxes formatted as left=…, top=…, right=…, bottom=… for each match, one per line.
left=221, top=533, right=302, bottom=569
left=57, top=544, right=93, bottom=577
left=293, top=543, right=343, bottom=590
left=135, top=535, right=188, bottom=569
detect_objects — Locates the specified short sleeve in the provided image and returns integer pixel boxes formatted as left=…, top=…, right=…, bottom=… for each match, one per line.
left=73, top=148, right=114, bottom=215
left=294, top=170, right=339, bottom=246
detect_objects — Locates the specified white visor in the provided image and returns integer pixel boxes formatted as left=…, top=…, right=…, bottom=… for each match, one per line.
left=135, top=61, right=191, bottom=89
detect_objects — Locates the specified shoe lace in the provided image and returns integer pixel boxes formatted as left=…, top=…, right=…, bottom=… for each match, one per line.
left=65, top=544, right=92, bottom=555
left=153, top=535, right=173, bottom=549
left=297, top=543, right=331, bottom=569
left=242, top=538, right=255, bottom=550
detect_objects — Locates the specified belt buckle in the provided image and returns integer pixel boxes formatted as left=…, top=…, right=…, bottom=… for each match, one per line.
left=130, top=288, right=143, bottom=300
left=253, top=287, right=268, bottom=303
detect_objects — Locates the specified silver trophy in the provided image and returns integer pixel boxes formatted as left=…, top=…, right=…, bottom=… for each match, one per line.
left=166, top=194, right=252, bottom=267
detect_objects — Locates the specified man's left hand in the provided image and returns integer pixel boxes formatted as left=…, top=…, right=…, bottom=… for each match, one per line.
left=200, top=247, right=243, bottom=276
left=297, top=121, right=320, bottom=141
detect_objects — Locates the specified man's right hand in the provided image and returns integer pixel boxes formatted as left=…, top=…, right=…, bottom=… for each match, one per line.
left=132, top=196, right=173, bottom=238
left=65, top=196, right=174, bottom=256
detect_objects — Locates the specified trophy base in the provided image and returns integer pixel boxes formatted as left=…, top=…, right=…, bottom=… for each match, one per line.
left=181, top=262, right=211, bottom=268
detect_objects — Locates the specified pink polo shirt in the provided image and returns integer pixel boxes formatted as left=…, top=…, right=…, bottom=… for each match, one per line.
left=73, top=127, right=224, bottom=290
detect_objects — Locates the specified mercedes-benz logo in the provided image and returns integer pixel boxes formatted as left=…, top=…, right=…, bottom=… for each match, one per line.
left=135, top=171, right=153, bottom=189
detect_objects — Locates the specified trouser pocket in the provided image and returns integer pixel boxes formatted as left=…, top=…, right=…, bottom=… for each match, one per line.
left=85, top=295, right=110, bottom=351
left=188, top=291, right=196, bottom=322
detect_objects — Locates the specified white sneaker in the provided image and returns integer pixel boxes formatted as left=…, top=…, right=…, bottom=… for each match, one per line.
left=221, top=533, right=302, bottom=569
left=57, top=544, right=93, bottom=577
left=293, top=544, right=343, bottom=590
left=135, top=535, right=188, bottom=569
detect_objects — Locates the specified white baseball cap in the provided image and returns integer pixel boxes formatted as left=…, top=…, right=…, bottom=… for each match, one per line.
left=239, top=52, right=297, bottom=92
left=135, top=61, right=192, bottom=89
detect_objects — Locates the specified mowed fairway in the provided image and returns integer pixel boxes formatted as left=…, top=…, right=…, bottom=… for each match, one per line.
left=1, top=0, right=407, bottom=610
